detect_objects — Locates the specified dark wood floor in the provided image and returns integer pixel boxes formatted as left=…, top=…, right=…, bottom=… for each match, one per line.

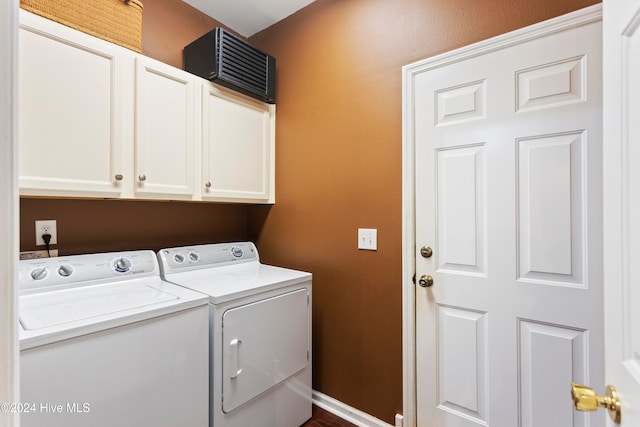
left=302, top=405, right=358, bottom=427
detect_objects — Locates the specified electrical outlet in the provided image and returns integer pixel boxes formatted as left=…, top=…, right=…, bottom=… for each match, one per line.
left=35, top=220, right=57, bottom=246
left=358, top=228, right=377, bottom=250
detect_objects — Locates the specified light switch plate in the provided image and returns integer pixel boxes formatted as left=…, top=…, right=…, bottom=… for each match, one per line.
left=358, top=228, right=377, bottom=250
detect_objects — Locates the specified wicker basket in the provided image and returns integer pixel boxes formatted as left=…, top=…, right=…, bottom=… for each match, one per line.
left=20, top=0, right=143, bottom=53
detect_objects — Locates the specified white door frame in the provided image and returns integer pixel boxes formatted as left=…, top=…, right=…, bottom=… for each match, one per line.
left=603, top=0, right=640, bottom=424
left=401, top=5, right=603, bottom=426
left=0, top=0, right=19, bottom=426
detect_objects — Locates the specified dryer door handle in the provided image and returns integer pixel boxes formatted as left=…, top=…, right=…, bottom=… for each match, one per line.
left=229, top=338, right=243, bottom=379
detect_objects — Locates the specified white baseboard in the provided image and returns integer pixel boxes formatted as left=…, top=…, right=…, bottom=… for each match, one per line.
left=312, top=390, right=395, bottom=427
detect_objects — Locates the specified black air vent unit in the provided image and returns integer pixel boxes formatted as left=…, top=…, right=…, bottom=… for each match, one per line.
left=183, top=28, right=276, bottom=104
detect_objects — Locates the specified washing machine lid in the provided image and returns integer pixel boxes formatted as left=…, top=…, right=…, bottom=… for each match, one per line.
left=20, top=279, right=178, bottom=330
left=19, top=278, right=208, bottom=349
left=163, top=262, right=311, bottom=304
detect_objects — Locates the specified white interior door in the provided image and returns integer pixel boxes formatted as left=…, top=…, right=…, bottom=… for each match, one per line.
left=412, top=7, right=603, bottom=426
left=603, top=0, right=640, bottom=425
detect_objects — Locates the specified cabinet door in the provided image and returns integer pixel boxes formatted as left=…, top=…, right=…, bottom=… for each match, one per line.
left=18, top=11, right=128, bottom=198
left=201, top=84, right=275, bottom=203
left=134, top=57, right=197, bottom=199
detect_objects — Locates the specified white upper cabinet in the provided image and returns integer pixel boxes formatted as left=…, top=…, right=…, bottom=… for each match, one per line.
left=18, top=10, right=275, bottom=204
left=18, top=10, right=130, bottom=198
left=201, top=84, right=275, bottom=203
left=134, top=56, right=198, bottom=200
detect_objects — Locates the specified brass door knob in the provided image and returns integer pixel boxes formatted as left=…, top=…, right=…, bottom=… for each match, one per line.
left=418, top=274, right=434, bottom=288
left=420, top=246, right=433, bottom=258
left=571, top=382, right=621, bottom=424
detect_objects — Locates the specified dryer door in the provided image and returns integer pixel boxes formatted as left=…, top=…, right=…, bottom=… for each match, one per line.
left=221, top=288, right=310, bottom=413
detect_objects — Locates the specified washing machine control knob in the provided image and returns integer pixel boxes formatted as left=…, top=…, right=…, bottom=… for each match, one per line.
left=174, top=254, right=185, bottom=263
left=114, top=257, right=132, bottom=273
left=58, top=265, right=74, bottom=277
left=188, top=252, right=199, bottom=262
left=30, top=267, right=48, bottom=280
left=230, top=246, right=244, bottom=258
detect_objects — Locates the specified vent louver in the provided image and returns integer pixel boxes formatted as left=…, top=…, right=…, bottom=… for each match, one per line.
left=183, top=28, right=276, bottom=104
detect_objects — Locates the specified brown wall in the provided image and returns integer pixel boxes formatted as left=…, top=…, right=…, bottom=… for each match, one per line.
left=19, top=0, right=600, bottom=424
left=20, top=199, right=247, bottom=254
left=140, top=0, right=245, bottom=68
left=247, top=0, right=599, bottom=423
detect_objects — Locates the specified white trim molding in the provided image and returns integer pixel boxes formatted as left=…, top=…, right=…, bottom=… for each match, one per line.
left=0, top=1, right=19, bottom=426
left=312, top=390, right=395, bottom=427
left=401, top=4, right=602, bottom=427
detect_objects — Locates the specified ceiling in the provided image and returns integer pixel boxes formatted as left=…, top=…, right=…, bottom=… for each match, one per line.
left=182, top=0, right=316, bottom=37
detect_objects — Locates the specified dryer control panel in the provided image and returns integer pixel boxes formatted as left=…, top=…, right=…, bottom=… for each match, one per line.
left=158, top=242, right=259, bottom=274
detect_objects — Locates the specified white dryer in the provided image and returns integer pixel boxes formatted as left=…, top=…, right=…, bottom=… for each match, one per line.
left=18, top=250, right=209, bottom=427
left=157, top=242, right=312, bottom=427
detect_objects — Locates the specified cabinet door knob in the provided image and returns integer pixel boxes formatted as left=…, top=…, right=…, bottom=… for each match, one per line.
left=115, top=174, right=123, bottom=181
left=138, top=174, right=147, bottom=182
left=205, top=181, right=212, bottom=188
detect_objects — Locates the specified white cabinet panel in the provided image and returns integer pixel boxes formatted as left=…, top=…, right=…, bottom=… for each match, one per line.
left=18, top=11, right=128, bottom=198
left=134, top=57, right=197, bottom=199
left=202, top=84, right=275, bottom=203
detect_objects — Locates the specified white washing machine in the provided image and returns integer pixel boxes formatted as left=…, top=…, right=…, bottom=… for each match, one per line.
left=157, top=242, right=312, bottom=427
left=18, top=250, right=210, bottom=427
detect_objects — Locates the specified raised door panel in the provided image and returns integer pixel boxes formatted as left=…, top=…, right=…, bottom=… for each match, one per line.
left=134, top=57, right=197, bottom=199
left=436, top=306, right=488, bottom=423
left=436, top=144, right=487, bottom=276
left=18, top=11, right=128, bottom=198
left=201, top=84, right=275, bottom=203
left=517, top=132, right=586, bottom=286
